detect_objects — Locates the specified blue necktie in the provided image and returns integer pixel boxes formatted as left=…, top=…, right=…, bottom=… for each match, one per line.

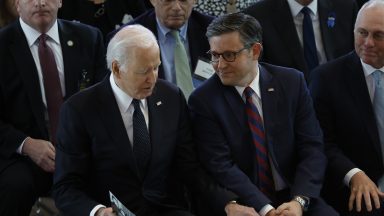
left=301, top=7, right=319, bottom=72
left=372, top=70, right=384, bottom=190
left=244, top=87, right=275, bottom=199
left=132, top=99, right=151, bottom=179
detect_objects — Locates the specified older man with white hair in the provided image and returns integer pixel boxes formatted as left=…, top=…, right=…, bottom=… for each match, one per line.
left=53, top=25, right=210, bottom=216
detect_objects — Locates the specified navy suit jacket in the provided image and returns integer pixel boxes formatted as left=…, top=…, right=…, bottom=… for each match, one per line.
left=108, top=9, right=213, bottom=80
left=189, top=63, right=326, bottom=211
left=243, top=0, right=358, bottom=79
left=0, top=19, right=107, bottom=173
left=310, top=51, right=384, bottom=213
left=53, top=77, right=235, bottom=215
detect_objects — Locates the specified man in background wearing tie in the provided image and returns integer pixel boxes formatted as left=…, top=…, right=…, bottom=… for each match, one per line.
left=310, top=1, right=384, bottom=215
left=0, top=0, right=107, bottom=215
left=53, top=24, right=234, bottom=216
left=109, top=0, right=214, bottom=98
left=243, top=0, right=358, bottom=80
left=189, top=13, right=338, bottom=216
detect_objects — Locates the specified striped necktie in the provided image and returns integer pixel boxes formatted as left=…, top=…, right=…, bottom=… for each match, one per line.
left=244, top=87, right=275, bottom=199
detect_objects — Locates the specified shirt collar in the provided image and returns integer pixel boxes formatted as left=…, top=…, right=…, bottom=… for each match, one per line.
left=109, top=74, right=147, bottom=113
left=156, top=17, right=188, bottom=43
left=287, top=0, right=318, bottom=17
left=235, top=66, right=261, bottom=99
left=19, top=17, right=61, bottom=47
left=360, top=60, right=384, bottom=77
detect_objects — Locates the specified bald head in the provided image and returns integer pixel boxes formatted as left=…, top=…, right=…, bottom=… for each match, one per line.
left=354, top=0, right=384, bottom=68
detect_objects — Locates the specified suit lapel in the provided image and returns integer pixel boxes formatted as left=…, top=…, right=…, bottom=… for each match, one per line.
left=10, top=22, right=47, bottom=137
left=58, top=20, right=80, bottom=99
left=258, top=66, right=279, bottom=162
left=97, top=78, right=141, bottom=179
left=187, top=12, right=209, bottom=72
left=221, top=78, right=247, bottom=131
left=345, top=53, right=383, bottom=162
left=146, top=90, right=165, bottom=176
left=318, top=0, right=336, bottom=61
left=272, top=0, right=307, bottom=73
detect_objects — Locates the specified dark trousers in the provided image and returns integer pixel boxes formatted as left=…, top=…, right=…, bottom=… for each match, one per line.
left=0, top=157, right=52, bottom=216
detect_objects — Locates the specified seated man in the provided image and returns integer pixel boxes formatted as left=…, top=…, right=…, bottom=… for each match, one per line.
left=53, top=24, right=235, bottom=216
left=310, top=0, right=384, bottom=215
left=189, top=12, right=338, bottom=216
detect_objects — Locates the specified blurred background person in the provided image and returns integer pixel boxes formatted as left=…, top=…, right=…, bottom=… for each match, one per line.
left=244, top=0, right=358, bottom=80
left=58, top=0, right=147, bottom=39
left=194, top=0, right=258, bottom=16
left=109, top=0, right=214, bottom=98
left=0, top=0, right=18, bottom=28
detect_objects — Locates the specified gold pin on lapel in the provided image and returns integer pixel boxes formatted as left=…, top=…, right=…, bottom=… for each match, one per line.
left=268, top=88, right=275, bottom=92
left=67, top=40, right=74, bottom=47
left=156, top=101, right=162, bottom=106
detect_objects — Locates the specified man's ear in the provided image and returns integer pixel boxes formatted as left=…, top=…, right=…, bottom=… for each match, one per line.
left=111, top=61, right=121, bottom=78
left=149, top=0, right=156, bottom=7
left=251, top=42, right=263, bottom=61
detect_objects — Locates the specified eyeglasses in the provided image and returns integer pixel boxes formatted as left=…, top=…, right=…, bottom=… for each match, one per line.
left=207, top=46, right=250, bottom=63
left=355, top=28, right=384, bottom=41
left=159, top=0, right=193, bottom=6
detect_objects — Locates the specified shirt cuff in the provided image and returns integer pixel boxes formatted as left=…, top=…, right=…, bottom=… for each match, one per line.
left=259, top=204, right=274, bottom=216
left=90, top=204, right=106, bottom=216
left=17, top=137, right=29, bottom=155
left=344, top=168, right=363, bottom=186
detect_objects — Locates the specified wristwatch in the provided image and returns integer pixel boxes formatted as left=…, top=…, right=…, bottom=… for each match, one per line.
left=293, top=196, right=310, bottom=211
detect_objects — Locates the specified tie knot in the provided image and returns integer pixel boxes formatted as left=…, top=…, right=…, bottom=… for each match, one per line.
left=132, top=99, right=141, bottom=110
left=244, top=87, right=254, bottom=99
left=373, top=70, right=383, bottom=86
left=39, top=34, right=48, bottom=47
left=171, top=30, right=182, bottom=43
left=301, top=7, right=311, bottom=15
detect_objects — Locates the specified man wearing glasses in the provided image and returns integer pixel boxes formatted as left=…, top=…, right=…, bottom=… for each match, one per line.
left=109, top=0, right=213, bottom=98
left=189, top=13, right=338, bottom=216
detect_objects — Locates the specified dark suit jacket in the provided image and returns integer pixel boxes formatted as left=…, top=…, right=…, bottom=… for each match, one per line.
left=53, top=77, right=236, bottom=215
left=189, top=63, right=327, bottom=212
left=0, top=19, right=107, bottom=173
left=108, top=9, right=213, bottom=80
left=243, top=0, right=358, bottom=79
left=309, top=51, right=384, bottom=213
left=58, top=0, right=147, bottom=38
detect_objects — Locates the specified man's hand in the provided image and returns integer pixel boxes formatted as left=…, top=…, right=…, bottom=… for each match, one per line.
left=225, top=202, right=260, bottom=216
left=349, top=171, right=384, bottom=212
left=96, top=207, right=116, bottom=216
left=274, top=200, right=303, bottom=216
left=22, top=137, right=55, bottom=172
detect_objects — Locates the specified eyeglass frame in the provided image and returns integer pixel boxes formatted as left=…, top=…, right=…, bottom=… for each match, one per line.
left=207, top=45, right=252, bottom=63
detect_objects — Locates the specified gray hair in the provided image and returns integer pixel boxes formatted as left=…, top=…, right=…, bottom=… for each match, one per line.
left=106, top=25, right=159, bottom=72
left=206, top=12, right=263, bottom=47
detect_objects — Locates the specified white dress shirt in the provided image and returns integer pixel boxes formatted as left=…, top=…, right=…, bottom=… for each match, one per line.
left=287, top=0, right=327, bottom=65
left=343, top=61, right=384, bottom=187
left=17, top=18, right=65, bottom=154
left=234, top=66, right=287, bottom=216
